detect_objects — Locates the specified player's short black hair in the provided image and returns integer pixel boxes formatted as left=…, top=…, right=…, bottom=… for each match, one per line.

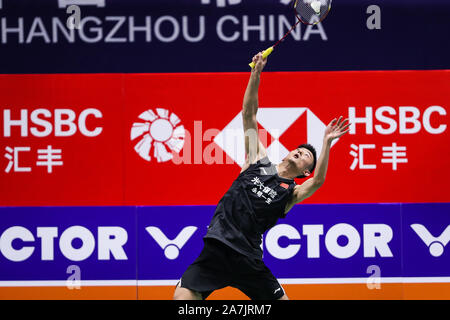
left=296, top=143, right=317, bottom=179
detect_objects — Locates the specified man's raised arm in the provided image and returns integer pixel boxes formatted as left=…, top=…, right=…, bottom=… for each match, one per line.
left=241, top=53, right=268, bottom=170
left=286, top=117, right=350, bottom=211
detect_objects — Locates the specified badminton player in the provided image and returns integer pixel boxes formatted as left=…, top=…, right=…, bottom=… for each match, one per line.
left=173, top=52, right=350, bottom=300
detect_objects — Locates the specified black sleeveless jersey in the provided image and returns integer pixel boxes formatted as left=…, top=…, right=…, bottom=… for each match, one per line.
left=204, top=156, right=297, bottom=260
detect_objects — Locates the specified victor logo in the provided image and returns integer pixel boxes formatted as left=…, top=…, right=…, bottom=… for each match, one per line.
left=145, top=226, right=197, bottom=260
left=411, top=224, right=450, bottom=257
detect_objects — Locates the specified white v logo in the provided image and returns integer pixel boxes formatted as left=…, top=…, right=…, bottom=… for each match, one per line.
left=146, top=226, right=197, bottom=260
left=410, top=224, right=450, bottom=257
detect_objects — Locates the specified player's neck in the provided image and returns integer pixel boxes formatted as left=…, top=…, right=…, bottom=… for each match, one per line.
left=276, top=162, right=297, bottom=180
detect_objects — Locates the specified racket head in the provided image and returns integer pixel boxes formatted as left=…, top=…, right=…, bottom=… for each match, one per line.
left=293, top=0, right=332, bottom=25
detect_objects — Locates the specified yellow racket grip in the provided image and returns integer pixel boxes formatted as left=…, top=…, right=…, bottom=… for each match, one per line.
left=249, top=47, right=274, bottom=69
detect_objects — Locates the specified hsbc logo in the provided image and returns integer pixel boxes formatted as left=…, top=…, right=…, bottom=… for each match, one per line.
left=348, top=106, right=446, bottom=135
left=133, top=107, right=336, bottom=167
left=214, top=107, right=338, bottom=166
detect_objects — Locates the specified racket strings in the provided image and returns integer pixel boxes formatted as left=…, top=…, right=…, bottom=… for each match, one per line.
left=295, top=0, right=332, bottom=25
left=248, top=0, right=332, bottom=68
left=274, top=0, right=331, bottom=47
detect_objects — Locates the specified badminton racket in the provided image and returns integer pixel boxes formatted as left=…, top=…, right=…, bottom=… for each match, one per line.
left=249, top=0, right=332, bottom=68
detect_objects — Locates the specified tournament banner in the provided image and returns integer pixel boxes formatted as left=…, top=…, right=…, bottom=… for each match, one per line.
left=0, top=206, right=136, bottom=281
left=138, top=203, right=450, bottom=300
left=0, top=0, right=449, bottom=73
left=1, top=70, right=449, bottom=206
left=0, top=74, right=124, bottom=206
left=0, top=206, right=138, bottom=299
left=0, top=203, right=449, bottom=299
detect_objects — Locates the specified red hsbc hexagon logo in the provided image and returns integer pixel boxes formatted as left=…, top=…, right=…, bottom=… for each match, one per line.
left=214, top=107, right=338, bottom=166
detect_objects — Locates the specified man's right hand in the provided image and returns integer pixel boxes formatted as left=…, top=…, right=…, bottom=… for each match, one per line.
left=251, top=52, right=268, bottom=74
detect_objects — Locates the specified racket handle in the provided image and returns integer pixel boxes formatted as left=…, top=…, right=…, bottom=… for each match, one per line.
left=249, top=47, right=274, bottom=69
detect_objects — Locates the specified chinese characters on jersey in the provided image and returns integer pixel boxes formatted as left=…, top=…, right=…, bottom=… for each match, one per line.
left=251, top=176, right=278, bottom=204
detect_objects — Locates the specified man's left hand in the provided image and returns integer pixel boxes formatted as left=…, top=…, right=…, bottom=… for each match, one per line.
left=324, top=116, right=350, bottom=142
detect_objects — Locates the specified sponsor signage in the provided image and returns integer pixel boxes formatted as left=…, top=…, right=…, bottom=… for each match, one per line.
left=0, top=206, right=136, bottom=281
left=1, top=71, right=449, bottom=205
left=0, top=203, right=448, bottom=282
left=0, top=0, right=448, bottom=73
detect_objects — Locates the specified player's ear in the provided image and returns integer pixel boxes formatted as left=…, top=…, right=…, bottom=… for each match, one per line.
left=303, top=170, right=311, bottom=177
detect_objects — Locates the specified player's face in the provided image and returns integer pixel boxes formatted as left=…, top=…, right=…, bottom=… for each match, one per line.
left=287, top=147, right=314, bottom=176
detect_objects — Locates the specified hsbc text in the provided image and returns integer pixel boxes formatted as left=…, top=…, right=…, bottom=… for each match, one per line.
left=348, top=106, right=446, bottom=135
left=3, top=108, right=103, bottom=137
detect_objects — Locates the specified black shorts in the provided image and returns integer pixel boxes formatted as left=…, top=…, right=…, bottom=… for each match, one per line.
left=179, top=238, right=285, bottom=300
